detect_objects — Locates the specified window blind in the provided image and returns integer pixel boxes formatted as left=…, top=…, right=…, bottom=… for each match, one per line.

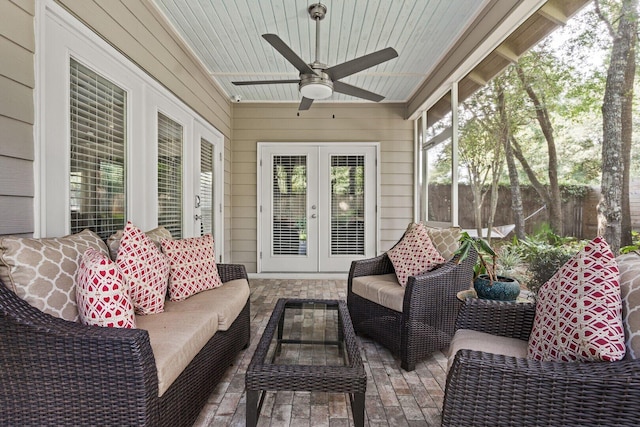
left=330, top=155, right=365, bottom=255
left=69, top=58, right=126, bottom=239
left=272, top=155, right=307, bottom=255
left=157, top=112, right=183, bottom=238
left=200, top=139, right=214, bottom=236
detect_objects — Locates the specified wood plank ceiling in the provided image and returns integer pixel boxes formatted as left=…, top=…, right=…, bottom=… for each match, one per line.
left=151, top=0, right=492, bottom=103
left=151, top=0, right=591, bottom=110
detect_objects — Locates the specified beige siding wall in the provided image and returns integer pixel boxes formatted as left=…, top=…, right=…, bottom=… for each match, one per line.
left=0, top=0, right=35, bottom=236
left=232, top=102, right=414, bottom=273
left=53, top=0, right=234, bottom=260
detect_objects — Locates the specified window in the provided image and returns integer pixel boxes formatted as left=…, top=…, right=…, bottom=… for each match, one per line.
left=69, top=58, right=126, bottom=239
left=157, top=112, right=183, bottom=238
left=330, top=155, right=365, bottom=255
left=200, top=139, right=214, bottom=235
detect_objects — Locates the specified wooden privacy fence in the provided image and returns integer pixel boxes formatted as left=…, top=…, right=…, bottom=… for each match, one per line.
left=428, top=184, right=601, bottom=239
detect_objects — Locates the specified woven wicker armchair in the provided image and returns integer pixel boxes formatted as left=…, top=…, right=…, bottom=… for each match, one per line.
left=347, top=245, right=477, bottom=371
left=442, top=298, right=640, bottom=426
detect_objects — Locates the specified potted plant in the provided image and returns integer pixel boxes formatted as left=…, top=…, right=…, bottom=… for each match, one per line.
left=454, top=231, right=521, bottom=301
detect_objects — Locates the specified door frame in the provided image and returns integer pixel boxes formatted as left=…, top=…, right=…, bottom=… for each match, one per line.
left=257, top=142, right=381, bottom=273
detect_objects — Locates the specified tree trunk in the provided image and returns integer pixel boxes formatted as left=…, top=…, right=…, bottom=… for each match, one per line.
left=597, top=0, right=637, bottom=255
left=497, top=83, right=525, bottom=240
left=621, top=20, right=636, bottom=248
left=515, top=64, right=563, bottom=234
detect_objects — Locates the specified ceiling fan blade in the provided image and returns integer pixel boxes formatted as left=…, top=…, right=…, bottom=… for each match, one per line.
left=333, top=81, right=385, bottom=102
left=299, top=97, right=314, bottom=110
left=262, top=34, right=316, bottom=75
left=232, top=79, right=299, bottom=86
left=326, top=47, right=398, bottom=81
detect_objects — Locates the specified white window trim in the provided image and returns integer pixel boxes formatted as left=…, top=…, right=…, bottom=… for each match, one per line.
left=36, top=0, right=224, bottom=255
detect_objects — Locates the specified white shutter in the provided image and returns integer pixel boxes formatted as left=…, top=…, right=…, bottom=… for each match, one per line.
left=157, top=112, right=183, bottom=238
left=69, top=58, right=126, bottom=239
left=330, top=155, right=365, bottom=255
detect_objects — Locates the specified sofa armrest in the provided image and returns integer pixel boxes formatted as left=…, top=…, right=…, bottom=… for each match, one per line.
left=217, top=263, right=249, bottom=283
left=455, top=297, right=536, bottom=341
left=0, top=280, right=158, bottom=426
left=443, top=349, right=640, bottom=426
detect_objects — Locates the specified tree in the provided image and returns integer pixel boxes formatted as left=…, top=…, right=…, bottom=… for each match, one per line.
left=595, top=0, right=638, bottom=254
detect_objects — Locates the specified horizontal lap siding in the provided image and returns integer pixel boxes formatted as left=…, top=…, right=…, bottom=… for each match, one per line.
left=0, top=0, right=35, bottom=237
left=232, top=102, right=413, bottom=273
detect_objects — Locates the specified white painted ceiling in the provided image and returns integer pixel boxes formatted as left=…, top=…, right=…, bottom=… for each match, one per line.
left=152, top=0, right=491, bottom=104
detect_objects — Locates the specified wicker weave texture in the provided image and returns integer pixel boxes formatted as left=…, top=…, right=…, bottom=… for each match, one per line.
left=347, top=248, right=477, bottom=371
left=0, top=263, right=250, bottom=427
left=442, top=298, right=640, bottom=426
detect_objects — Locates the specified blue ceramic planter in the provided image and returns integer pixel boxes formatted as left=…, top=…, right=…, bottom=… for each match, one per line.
left=473, top=274, right=520, bottom=301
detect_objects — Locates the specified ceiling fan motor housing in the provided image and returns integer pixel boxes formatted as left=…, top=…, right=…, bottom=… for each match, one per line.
left=308, top=3, right=327, bottom=20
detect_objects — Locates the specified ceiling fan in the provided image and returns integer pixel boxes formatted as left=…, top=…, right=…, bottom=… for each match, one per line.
left=232, top=3, right=398, bottom=111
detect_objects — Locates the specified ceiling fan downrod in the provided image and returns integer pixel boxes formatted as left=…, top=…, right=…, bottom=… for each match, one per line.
left=308, top=3, right=326, bottom=67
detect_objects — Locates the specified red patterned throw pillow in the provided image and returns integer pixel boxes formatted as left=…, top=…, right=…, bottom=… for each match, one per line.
left=161, top=234, right=223, bottom=301
left=76, top=248, right=135, bottom=328
left=387, top=223, right=446, bottom=287
left=528, top=236, right=625, bottom=362
left=116, top=221, right=170, bottom=315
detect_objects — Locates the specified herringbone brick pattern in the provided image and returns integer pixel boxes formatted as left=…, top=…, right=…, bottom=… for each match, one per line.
left=194, top=279, right=447, bottom=426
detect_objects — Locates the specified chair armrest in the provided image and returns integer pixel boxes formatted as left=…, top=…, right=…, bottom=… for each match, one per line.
left=0, top=280, right=158, bottom=425
left=217, top=263, right=249, bottom=283
left=455, top=298, right=536, bottom=341
left=443, top=349, right=640, bottom=426
left=347, top=253, right=394, bottom=291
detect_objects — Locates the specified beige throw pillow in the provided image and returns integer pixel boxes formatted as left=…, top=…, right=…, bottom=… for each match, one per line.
left=0, top=229, right=109, bottom=322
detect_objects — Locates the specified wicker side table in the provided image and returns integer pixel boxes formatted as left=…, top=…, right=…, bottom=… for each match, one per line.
left=246, top=298, right=366, bottom=426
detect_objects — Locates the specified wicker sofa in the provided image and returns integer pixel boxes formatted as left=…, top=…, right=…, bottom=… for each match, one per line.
left=442, top=252, right=640, bottom=426
left=347, top=234, right=477, bottom=371
left=0, top=240, right=250, bottom=427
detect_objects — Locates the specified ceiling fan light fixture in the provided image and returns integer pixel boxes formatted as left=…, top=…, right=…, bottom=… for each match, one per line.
left=300, top=82, right=332, bottom=99
left=299, top=73, right=333, bottom=99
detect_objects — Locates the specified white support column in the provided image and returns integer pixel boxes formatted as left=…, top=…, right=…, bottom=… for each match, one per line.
left=451, top=82, right=459, bottom=227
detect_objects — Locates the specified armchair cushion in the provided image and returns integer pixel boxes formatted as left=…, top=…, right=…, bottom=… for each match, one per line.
left=528, top=236, right=625, bottom=362
left=447, top=329, right=528, bottom=370
left=618, top=251, right=640, bottom=358
left=425, top=226, right=461, bottom=260
left=387, top=223, right=445, bottom=286
left=351, top=273, right=404, bottom=312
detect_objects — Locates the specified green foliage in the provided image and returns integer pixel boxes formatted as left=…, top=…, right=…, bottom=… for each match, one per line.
left=517, top=223, right=585, bottom=296
left=454, top=232, right=499, bottom=281
left=621, top=231, right=640, bottom=254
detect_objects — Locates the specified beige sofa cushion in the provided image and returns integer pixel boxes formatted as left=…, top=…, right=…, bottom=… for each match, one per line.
left=352, top=273, right=404, bottom=313
left=447, top=329, right=528, bottom=371
left=163, top=278, right=250, bottom=330
left=0, top=229, right=108, bottom=322
left=136, top=310, right=218, bottom=397
left=139, top=278, right=250, bottom=396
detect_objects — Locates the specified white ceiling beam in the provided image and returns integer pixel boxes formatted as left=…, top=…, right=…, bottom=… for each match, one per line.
left=467, top=71, right=487, bottom=86
left=495, top=44, right=520, bottom=63
left=538, top=2, right=568, bottom=26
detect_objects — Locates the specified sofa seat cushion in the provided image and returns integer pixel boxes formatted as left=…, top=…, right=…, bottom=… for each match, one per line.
left=163, top=278, right=250, bottom=330
left=447, top=329, right=529, bottom=371
left=352, top=273, right=404, bottom=313
left=136, top=310, right=219, bottom=397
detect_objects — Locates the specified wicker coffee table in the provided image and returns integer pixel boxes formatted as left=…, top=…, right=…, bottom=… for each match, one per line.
left=246, top=298, right=366, bottom=426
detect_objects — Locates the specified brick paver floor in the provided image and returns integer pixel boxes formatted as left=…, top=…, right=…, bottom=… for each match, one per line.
left=193, top=279, right=447, bottom=426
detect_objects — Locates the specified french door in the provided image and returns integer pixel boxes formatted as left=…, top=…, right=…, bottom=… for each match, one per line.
left=259, top=143, right=377, bottom=272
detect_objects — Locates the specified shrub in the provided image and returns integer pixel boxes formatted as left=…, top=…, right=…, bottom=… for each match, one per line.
left=526, top=246, right=576, bottom=296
